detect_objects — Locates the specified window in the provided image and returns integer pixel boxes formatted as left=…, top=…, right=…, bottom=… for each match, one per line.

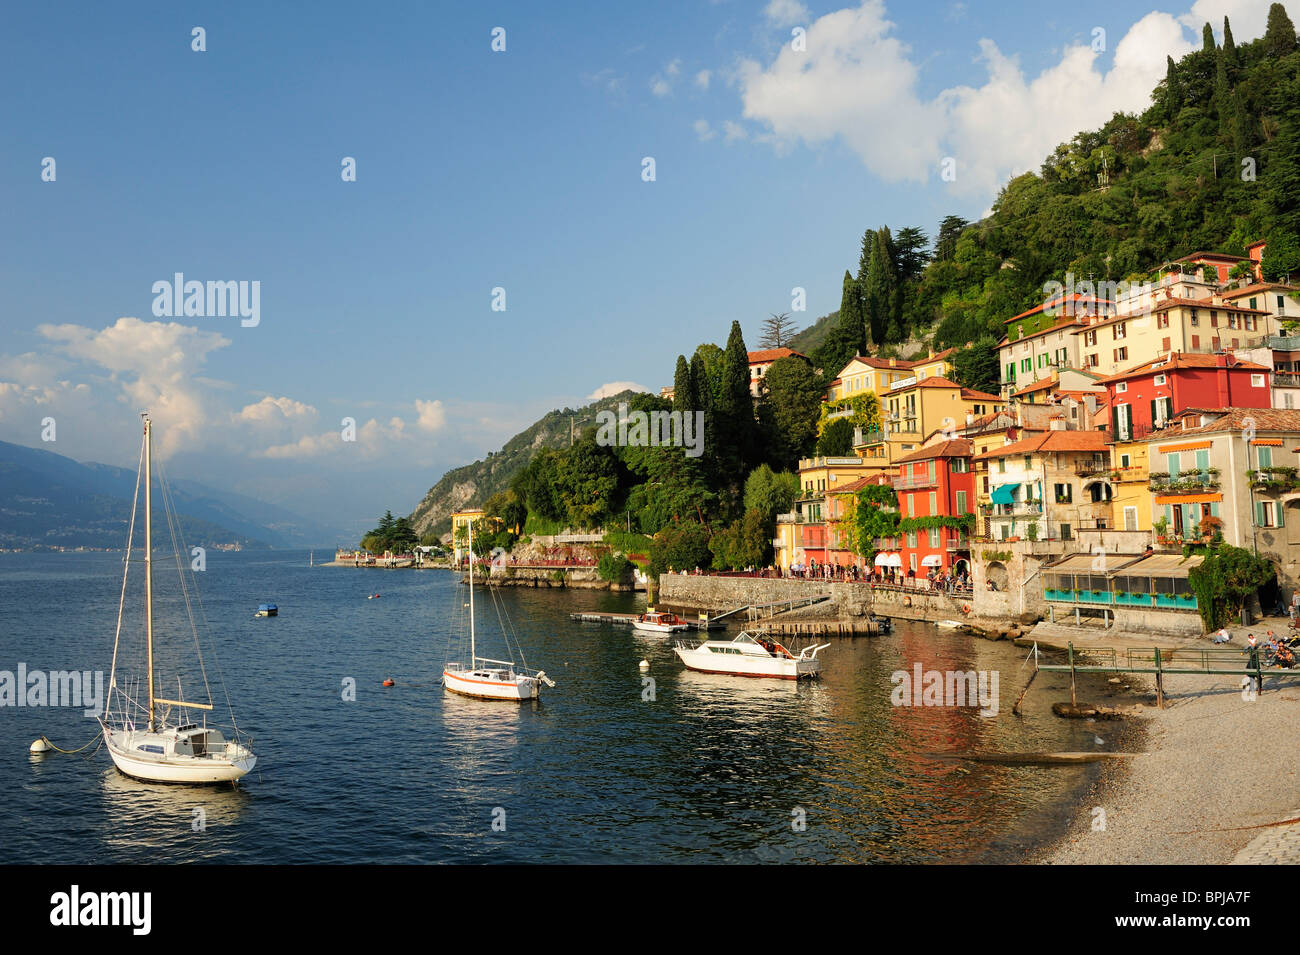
left=1024, top=456, right=1032, bottom=470
left=1210, top=313, right=1219, bottom=328
left=1120, top=453, right=1131, bottom=468
left=1005, top=363, right=1016, bottom=383
left=1191, top=335, right=1200, bottom=348
left=906, top=531, right=918, bottom=547
left=928, top=491, right=937, bottom=513
left=1114, top=323, right=1126, bottom=340
left=956, top=490, right=968, bottom=513
left=1258, top=446, right=1273, bottom=468
left=998, top=458, right=1006, bottom=473
left=1157, top=314, right=1169, bottom=329
left=1153, top=374, right=1166, bottom=385
left=909, top=554, right=918, bottom=572
left=1287, top=393, right=1295, bottom=409
left=1190, top=314, right=1199, bottom=327
left=951, top=458, right=968, bottom=473
left=1038, top=354, right=1048, bottom=368
left=1162, top=337, right=1171, bottom=351
left=1279, top=295, right=1287, bottom=312
left=1085, top=330, right=1098, bottom=346
left=1258, top=501, right=1280, bottom=528
left=1228, top=314, right=1239, bottom=329
left=1252, top=374, right=1266, bottom=387
left=1123, top=506, right=1137, bottom=531
left=1116, top=382, right=1127, bottom=393
left=1087, top=354, right=1099, bottom=368
left=907, top=496, right=915, bottom=517
left=1113, top=347, right=1128, bottom=362
left=1021, top=358, right=1032, bottom=373
left=928, top=527, right=941, bottom=547
left=1249, top=297, right=1258, bottom=310
left=1060, top=524, right=1073, bottom=541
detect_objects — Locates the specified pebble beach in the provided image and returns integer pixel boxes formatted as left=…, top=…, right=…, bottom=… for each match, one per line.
left=1034, top=622, right=1300, bottom=865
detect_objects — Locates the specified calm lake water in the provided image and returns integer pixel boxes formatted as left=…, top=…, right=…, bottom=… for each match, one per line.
left=0, top=551, right=1113, bottom=864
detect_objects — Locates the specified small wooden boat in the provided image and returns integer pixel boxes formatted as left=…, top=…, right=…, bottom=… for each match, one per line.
left=255, top=603, right=278, bottom=618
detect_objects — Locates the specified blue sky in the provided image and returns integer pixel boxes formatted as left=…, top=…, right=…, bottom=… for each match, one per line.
left=0, top=0, right=1282, bottom=539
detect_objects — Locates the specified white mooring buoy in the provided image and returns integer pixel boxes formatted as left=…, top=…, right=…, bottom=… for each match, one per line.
left=29, top=737, right=51, bottom=754
left=638, top=659, right=650, bottom=670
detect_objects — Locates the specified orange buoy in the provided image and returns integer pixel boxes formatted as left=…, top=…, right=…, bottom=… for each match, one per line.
left=962, top=603, right=971, bottom=614
left=382, top=678, right=395, bottom=687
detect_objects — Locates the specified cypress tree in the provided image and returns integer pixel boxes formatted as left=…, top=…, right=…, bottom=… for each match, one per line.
left=672, top=354, right=694, bottom=415
left=1164, top=55, right=1182, bottom=119
left=1222, top=16, right=1237, bottom=73
left=1215, top=48, right=1231, bottom=139
left=718, top=320, right=755, bottom=471
left=1265, top=3, right=1298, bottom=58
left=839, top=269, right=868, bottom=354
left=1202, top=21, right=1215, bottom=52
left=864, top=226, right=899, bottom=346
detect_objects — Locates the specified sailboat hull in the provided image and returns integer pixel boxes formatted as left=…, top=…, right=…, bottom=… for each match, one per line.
left=442, top=668, right=539, bottom=701
left=103, top=727, right=255, bottom=784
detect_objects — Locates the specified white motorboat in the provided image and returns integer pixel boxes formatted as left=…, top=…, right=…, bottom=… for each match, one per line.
left=100, top=414, right=257, bottom=785
left=632, top=610, right=689, bottom=634
left=673, top=630, right=829, bottom=680
left=442, top=521, right=554, bottom=702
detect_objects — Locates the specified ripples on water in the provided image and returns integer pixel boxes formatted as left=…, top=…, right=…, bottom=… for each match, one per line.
left=0, top=552, right=1108, bottom=863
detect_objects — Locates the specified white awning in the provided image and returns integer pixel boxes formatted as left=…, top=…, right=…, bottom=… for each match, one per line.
left=921, top=554, right=943, bottom=567
left=873, top=553, right=891, bottom=566
left=876, top=553, right=902, bottom=567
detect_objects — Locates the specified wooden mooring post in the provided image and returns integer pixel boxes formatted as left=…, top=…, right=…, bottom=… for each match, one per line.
left=1068, top=642, right=1077, bottom=707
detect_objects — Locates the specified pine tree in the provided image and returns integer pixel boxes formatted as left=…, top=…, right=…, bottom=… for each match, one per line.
left=935, top=215, right=969, bottom=261
left=760, top=312, right=797, bottom=349
left=893, top=226, right=931, bottom=283
left=1265, top=3, right=1298, bottom=58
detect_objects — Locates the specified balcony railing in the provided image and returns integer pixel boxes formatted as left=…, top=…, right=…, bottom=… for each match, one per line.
left=892, top=475, right=937, bottom=490
left=1149, top=471, right=1220, bottom=493
left=1274, top=373, right=1300, bottom=388
left=1075, top=460, right=1111, bottom=477
left=854, top=430, right=887, bottom=447
left=1111, top=464, right=1148, bottom=482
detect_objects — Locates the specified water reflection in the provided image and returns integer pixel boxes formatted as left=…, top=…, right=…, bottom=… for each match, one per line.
left=96, top=767, right=250, bottom=859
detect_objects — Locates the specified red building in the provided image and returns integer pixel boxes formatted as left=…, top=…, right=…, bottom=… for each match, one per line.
left=891, top=438, right=975, bottom=578
left=1098, top=352, right=1272, bottom=440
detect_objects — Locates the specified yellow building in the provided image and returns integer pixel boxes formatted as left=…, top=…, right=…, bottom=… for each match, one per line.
left=855, top=377, right=1001, bottom=470
left=1109, top=440, right=1152, bottom=532
left=450, top=508, right=485, bottom=561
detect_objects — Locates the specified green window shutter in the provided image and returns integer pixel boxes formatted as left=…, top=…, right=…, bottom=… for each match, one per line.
left=1195, top=449, right=1209, bottom=472
left=1257, top=502, right=1266, bottom=527
left=1259, top=446, right=1272, bottom=468
left=1167, top=453, right=1180, bottom=478
left=1150, top=399, right=1157, bottom=425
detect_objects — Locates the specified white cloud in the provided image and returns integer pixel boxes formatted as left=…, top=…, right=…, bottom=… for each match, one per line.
left=735, top=0, right=1260, bottom=197
left=237, top=395, right=316, bottom=423
left=764, top=0, right=811, bottom=27
left=665, top=58, right=681, bottom=77
left=695, top=69, right=712, bottom=90
left=693, top=119, right=717, bottom=141
left=723, top=120, right=749, bottom=142
left=415, top=398, right=447, bottom=432
left=651, top=58, right=685, bottom=97
left=587, top=381, right=649, bottom=400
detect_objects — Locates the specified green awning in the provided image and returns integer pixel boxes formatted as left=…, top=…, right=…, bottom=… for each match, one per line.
left=990, top=484, right=1018, bottom=505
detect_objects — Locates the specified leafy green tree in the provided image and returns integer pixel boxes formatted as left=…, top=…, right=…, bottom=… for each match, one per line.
left=853, top=485, right=899, bottom=562
left=935, top=216, right=969, bottom=261
left=1262, top=231, right=1300, bottom=280
left=949, top=336, right=1002, bottom=396
left=743, top=465, right=799, bottom=520
left=1188, top=544, right=1274, bottom=630
left=762, top=355, right=824, bottom=469
left=839, top=269, right=867, bottom=353
left=649, top=521, right=713, bottom=576
left=816, top=417, right=855, bottom=455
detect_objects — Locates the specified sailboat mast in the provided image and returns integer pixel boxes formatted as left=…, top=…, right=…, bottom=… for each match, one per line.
left=468, top=519, right=476, bottom=664
left=143, top=414, right=156, bottom=731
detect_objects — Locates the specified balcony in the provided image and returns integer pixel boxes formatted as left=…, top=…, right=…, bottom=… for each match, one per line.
left=1274, top=373, right=1300, bottom=388
left=982, top=502, right=1043, bottom=518
left=892, top=474, right=937, bottom=490
left=1075, top=460, right=1111, bottom=477
left=853, top=430, right=887, bottom=448
left=1149, top=471, right=1220, bottom=493
left=1249, top=467, right=1300, bottom=492
left=1111, top=464, right=1148, bottom=482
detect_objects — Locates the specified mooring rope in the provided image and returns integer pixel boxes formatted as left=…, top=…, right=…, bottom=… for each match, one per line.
left=35, top=733, right=103, bottom=757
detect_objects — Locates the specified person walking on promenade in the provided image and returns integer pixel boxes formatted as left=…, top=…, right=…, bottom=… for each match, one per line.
left=1245, top=633, right=1262, bottom=695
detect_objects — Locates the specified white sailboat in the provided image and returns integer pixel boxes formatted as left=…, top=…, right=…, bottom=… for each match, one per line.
left=100, top=413, right=257, bottom=784
left=442, top=521, right=554, bottom=701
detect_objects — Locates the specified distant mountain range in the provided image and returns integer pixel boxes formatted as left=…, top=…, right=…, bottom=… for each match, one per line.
left=0, top=439, right=345, bottom=550
left=409, top=390, right=642, bottom=538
